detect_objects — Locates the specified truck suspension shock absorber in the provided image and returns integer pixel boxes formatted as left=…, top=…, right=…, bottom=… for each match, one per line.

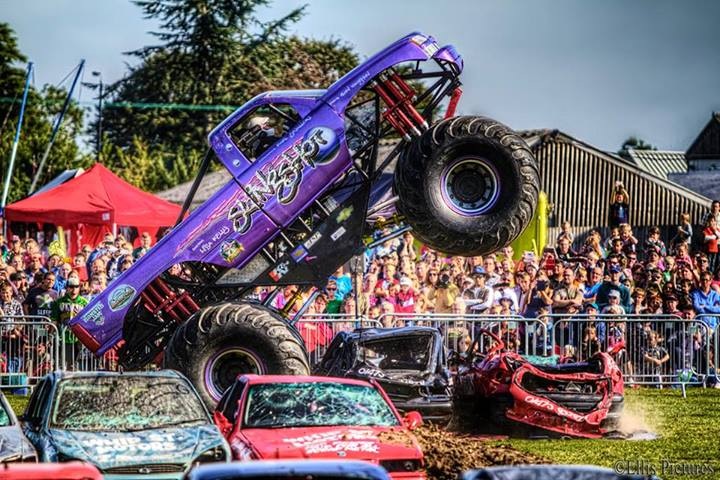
left=371, top=70, right=428, bottom=140
left=140, top=277, right=201, bottom=323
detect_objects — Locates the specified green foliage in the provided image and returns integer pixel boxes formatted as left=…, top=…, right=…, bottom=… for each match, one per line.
left=100, top=0, right=358, bottom=192
left=102, top=136, right=203, bottom=192
left=618, top=135, right=657, bottom=160
left=0, top=23, right=89, bottom=204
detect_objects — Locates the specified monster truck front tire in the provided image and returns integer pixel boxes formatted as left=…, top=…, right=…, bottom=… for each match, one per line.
left=165, top=302, right=310, bottom=408
left=395, top=116, right=539, bottom=256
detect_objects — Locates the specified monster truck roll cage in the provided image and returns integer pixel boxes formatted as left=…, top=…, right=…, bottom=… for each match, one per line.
left=119, top=59, right=462, bottom=369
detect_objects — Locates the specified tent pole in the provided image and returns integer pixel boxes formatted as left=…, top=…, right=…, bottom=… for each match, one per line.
left=29, top=60, right=85, bottom=195
left=2, top=62, right=33, bottom=235
left=112, top=223, right=117, bottom=238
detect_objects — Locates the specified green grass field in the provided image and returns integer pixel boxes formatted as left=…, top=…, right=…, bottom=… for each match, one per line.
left=6, top=388, right=720, bottom=479
left=498, top=388, right=720, bottom=480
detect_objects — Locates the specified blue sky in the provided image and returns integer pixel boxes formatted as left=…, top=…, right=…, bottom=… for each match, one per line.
left=6, top=0, right=720, bottom=152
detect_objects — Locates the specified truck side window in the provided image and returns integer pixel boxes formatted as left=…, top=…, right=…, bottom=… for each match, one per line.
left=229, top=104, right=300, bottom=161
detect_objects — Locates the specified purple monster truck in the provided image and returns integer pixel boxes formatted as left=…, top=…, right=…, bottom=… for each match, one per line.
left=68, top=32, right=539, bottom=406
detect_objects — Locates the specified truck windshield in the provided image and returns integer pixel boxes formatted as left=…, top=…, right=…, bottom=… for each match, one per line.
left=50, top=376, right=208, bottom=431
left=244, top=382, right=398, bottom=428
left=356, top=334, right=432, bottom=372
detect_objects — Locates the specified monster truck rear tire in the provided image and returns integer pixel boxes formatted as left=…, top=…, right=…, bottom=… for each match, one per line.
left=165, top=302, right=310, bottom=408
left=395, top=116, right=539, bottom=256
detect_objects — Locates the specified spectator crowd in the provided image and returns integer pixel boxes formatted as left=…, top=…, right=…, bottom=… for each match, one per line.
left=1, top=188, right=720, bottom=387
left=0, top=230, right=154, bottom=378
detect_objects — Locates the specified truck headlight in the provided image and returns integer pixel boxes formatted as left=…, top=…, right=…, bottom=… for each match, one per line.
left=194, top=446, right=227, bottom=465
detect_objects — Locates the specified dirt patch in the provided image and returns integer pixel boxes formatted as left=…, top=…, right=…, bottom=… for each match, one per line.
left=414, top=423, right=548, bottom=480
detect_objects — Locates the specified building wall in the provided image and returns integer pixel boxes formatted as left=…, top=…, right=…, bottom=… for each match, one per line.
left=534, top=135, right=711, bottom=251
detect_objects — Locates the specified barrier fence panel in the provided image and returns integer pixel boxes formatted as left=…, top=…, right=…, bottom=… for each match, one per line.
left=375, top=313, right=548, bottom=357
left=543, top=314, right=714, bottom=386
left=695, top=314, right=718, bottom=384
left=0, top=316, right=60, bottom=390
left=293, top=315, right=381, bottom=367
left=59, top=326, right=123, bottom=373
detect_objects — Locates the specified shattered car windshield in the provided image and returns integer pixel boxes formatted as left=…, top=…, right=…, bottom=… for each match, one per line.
left=244, top=382, right=398, bottom=428
left=357, top=334, right=432, bottom=371
left=50, top=376, right=208, bottom=432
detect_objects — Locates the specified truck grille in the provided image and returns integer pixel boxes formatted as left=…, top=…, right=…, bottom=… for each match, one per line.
left=103, top=463, right=184, bottom=474
left=381, top=459, right=422, bottom=472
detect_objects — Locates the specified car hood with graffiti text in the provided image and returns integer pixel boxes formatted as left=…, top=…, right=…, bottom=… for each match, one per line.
left=241, top=425, right=422, bottom=463
left=46, top=425, right=228, bottom=476
left=314, top=327, right=452, bottom=423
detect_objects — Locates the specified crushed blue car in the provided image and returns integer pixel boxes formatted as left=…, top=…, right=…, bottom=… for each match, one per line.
left=21, top=370, right=229, bottom=479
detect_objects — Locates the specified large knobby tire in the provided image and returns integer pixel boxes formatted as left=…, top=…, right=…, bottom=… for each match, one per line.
left=165, top=302, right=310, bottom=409
left=395, top=116, right=539, bottom=256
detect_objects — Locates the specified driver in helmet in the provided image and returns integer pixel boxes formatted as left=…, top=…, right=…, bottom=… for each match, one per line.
left=246, top=115, right=280, bottom=158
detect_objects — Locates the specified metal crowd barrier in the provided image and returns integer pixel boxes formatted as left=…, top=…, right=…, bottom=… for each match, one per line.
left=293, top=314, right=381, bottom=366
left=2, top=311, right=716, bottom=391
left=540, top=313, right=715, bottom=387
left=0, top=316, right=60, bottom=392
left=375, top=313, right=549, bottom=357
left=59, top=326, right=122, bottom=373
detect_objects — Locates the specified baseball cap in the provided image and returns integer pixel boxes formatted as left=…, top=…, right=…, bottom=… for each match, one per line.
left=609, top=264, right=622, bottom=274
left=585, top=302, right=599, bottom=311
left=473, top=266, right=487, bottom=277
left=499, top=294, right=514, bottom=305
left=66, top=277, right=80, bottom=288
left=608, top=290, right=621, bottom=299
left=400, top=276, right=412, bottom=287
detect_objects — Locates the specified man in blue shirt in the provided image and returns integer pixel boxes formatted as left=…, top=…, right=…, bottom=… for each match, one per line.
left=595, top=264, right=631, bottom=313
left=692, top=272, right=720, bottom=332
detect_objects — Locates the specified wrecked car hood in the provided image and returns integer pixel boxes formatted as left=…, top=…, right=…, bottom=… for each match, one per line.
left=242, top=426, right=422, bottom=461
left=48, top=424, right=224, bottom=469
left=0, top=425, right=35, bottom=462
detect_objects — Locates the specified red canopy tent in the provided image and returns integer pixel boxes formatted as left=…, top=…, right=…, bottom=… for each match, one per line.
left=4, top=163, right=181, bottom=255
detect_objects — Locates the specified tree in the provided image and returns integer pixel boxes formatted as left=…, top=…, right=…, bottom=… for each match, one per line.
left=100, top=0, right=358, bottom=174
left=618, top=136, right=656, bottom=160
left=0, top=23, right=89, bottom=204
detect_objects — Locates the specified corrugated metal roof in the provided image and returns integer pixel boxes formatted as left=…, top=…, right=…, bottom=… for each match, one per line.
left=627, top=148, right=687, bottom=179
left=669, top=171, right=720, bottom=202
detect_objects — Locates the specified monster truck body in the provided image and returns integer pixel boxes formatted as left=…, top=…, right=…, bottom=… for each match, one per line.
left=68, top=32, right=539, bottom=405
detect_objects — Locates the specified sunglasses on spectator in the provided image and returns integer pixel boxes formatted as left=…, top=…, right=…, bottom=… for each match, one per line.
left=326, top=287, right=337, bottom=291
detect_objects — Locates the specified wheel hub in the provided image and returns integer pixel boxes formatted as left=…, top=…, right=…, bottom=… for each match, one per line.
left=442, top=157, right=499, bottom=215
left=205, top=348, right=264, bottom=400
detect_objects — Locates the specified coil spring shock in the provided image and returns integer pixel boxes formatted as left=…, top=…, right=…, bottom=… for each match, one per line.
left=371, top=70, right=429, bottom=140
left=140, top=277, right=200, bottom=323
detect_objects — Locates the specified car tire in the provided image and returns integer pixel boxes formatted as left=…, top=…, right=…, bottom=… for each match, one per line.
left=395, top=115, right=539, bottom=256
left=165, top=302, right=310, bottom=408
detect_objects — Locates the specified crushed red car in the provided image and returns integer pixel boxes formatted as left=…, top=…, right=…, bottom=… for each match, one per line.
left=453, top=330, right=624, bottom=438
left=213, top=375, right=426, bottom=479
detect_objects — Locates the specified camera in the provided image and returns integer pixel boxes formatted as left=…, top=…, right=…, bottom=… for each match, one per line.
left=436, top=273, right=451, bottom=289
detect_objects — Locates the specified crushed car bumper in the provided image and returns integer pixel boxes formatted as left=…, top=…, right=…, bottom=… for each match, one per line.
left=391, top=396, right=453, bottom=424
